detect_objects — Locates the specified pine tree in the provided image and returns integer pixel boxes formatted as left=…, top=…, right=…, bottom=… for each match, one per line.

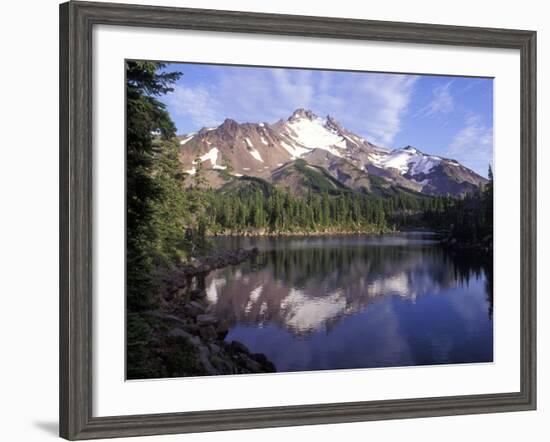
left=126, top=61, right=182, bottom=311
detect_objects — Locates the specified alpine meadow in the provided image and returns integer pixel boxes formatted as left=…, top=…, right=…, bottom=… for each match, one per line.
left=126, top=61, right=494, bottom=379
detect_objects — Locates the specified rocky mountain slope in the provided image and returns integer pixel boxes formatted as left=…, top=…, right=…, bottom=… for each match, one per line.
left=177, top=108, right=487, bottom=197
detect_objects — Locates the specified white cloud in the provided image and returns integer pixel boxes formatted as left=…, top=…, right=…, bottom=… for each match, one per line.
left=343, top=74, right=419, bottom=145
left=446, top=114, right=493, bottom=177
left=417, top=81, right=454, bottom=117
left=166, top=85, right=223, bottom=128
left=166, top=67, right=418, bottom=146
left=215, top=68, right=316, bottom=122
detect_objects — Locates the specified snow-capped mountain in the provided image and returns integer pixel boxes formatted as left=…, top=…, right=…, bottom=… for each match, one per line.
left=177, top=108, right=487, bottom=196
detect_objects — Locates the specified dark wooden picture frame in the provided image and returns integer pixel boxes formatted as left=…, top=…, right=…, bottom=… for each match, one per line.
left=59, top=1, right=536, bottom=439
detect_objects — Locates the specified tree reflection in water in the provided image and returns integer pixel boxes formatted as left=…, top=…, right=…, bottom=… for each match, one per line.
left=202, top=234, right=493, bottom=371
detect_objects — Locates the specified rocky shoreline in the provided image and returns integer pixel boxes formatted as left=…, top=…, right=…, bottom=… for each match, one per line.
left=127, top=247, right=275, bottom=379
left=163, top=247, right=259, bottom=298
left=180, top=247, right=260, bottom=275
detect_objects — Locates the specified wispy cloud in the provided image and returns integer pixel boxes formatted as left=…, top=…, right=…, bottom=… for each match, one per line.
left=214, top=68, right=316, bottom=123
left=165, top=65, right=493, bottom=174
left=166, top=85, right=223, bottom=129
left=462, top=78, right=484, bottom=92
left=416, top=81, right=454, bottom=118
left=166, top=66, right=418, bottom=146
left=342, top=74, right=418, bottom=145
left=446, top=114, right=493, bottom=177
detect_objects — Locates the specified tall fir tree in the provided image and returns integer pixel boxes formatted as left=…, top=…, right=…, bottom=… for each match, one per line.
left=126, top=61, right=182, bottom=311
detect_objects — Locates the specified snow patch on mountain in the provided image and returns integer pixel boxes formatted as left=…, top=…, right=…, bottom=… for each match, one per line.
left=248, top=147, right=264, bottom=163
left=177, top=108, right=486, bottom=196
left=377, top=151, right=411, bottom=173
left=188, top=147, right=227, bottom=170
left=283, top=115, right=346, bottom=158
left=280, top=140, right=310, bottom=159
left=343, top=135, right=360, bottom=146
left=373, top=146, right=442, bottom=176
left=197, top=147, right=220, bottom=167
left=179, top=133, right=195, bottom=145
left=368, top=152, right=386, bottom=167
left=410, top=156, right=439, bottom=175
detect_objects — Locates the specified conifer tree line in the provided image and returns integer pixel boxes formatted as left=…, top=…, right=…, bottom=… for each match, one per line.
left=126, top=62, right=493, bottom=310
left=189, top=174, right=493, bottom=242
left=198, top=185, right=390, bottom=234
left=421, top=166, right=493, bottom=244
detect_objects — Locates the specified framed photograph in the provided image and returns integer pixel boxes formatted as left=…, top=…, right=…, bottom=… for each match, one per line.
left=59, top=1, right=536, bottom=439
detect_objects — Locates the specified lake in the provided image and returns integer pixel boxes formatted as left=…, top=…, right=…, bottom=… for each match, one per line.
left=204, top=233, right=493, bottom=373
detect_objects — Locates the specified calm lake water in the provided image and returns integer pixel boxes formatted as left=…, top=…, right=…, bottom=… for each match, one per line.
left=204, top=233, right=493, bottom=373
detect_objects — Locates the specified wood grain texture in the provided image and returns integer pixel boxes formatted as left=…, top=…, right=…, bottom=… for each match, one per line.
left=59, top=1, right=537, bottom=439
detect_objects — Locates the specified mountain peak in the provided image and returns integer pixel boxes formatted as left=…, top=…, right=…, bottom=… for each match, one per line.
left=220, top=118, right=240, bottom=133
left=222, top=117, right=238, bottom=126
left=402, top=145, right=421, bottom=154
left=178, top=110, right=487, bottom=197
left=289, top=108, right=318, bottom=121
left=325, top=115, right=344, bottom=132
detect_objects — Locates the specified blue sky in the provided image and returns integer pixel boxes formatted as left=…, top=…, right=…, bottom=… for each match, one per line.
left=160, top=62, right=493, bottom=177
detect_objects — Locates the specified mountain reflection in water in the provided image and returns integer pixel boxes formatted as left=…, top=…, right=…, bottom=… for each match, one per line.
left=202, top=233, right=493, bottom=372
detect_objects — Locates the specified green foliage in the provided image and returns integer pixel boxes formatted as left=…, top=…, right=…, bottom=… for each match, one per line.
left=204, top=185, right=397, bottom=234
left=149, top=137, right=192, bottom=263
left=126, top=312, right=205, bottom=379
left=201, top=174, right=493, bottom=245
left=418, top=167, right=494, bottom=246
left=126, top=61, right=180, bottom=310
left=126, top=313, right=160, bottom=379
left=126, top=61, right=213, bottom=312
